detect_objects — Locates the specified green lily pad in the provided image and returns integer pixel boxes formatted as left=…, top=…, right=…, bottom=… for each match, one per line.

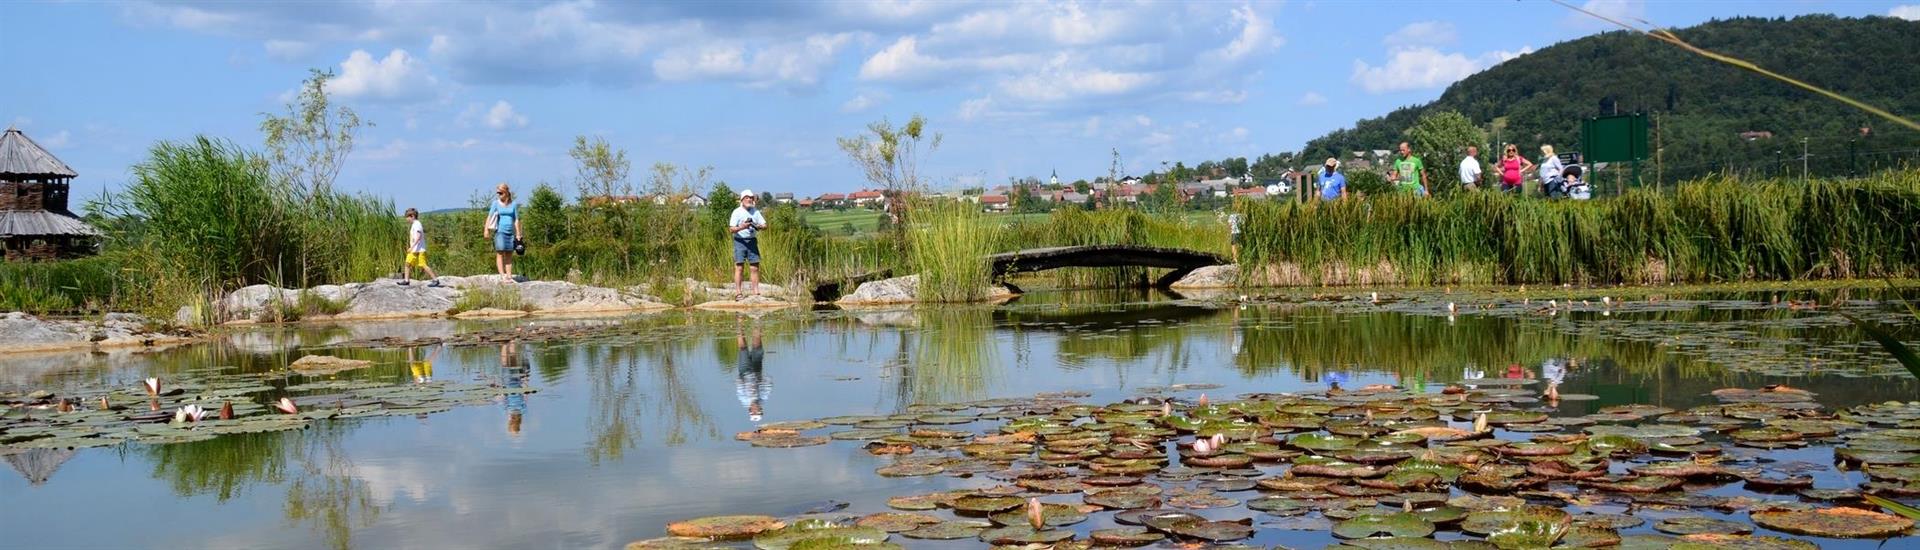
left=988, top=503, right=1086, bottom=527
left=1088, top=526, right=1165, bottom=547
left=1652, top=517, right=1751, bottom=536
left=978, top=525, right=1073, bottom=545
left=751, top=526, right=887, bottom=549
left=624, top=536, right=729, bottom=549
left=950, top=495, right=1024, bottom=514
left=898, top=520, right=990, bottom=540
left=853, top=513, right=940, bottom=533
left=1333, top=513, right=1436, bottom=539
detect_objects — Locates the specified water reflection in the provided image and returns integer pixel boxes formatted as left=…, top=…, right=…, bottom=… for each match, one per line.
left=734, top=320, right=768, bottom=422
left=3, top=292, right=1919, bottom=548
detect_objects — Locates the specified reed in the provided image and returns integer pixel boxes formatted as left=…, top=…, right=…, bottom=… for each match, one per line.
left=908, top=200, right=996, bottom=302
left=1237, top=172, right=1920, bottom=286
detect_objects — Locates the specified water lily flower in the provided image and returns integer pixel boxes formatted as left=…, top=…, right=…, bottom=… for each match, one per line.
left=1196, top=394, right=1209, bottom=407
left=1209, top=433, right=1226, bottom=449
left=1370, top=292, right=1379, bottom=304
left=1159, top=402, right=1172, bottom=417
left=1473, top=412, right=1490, bottom=434
left=274, top=397, right=300, bottom=414
left=143, top=377, right=160, bottom=396
left=1025, top=498, right=1045, bottom=529
left=98, top=396, right=111, bottom=410
left=56, top=399, right=73, bottom=413
left=1191, top=438, right=1213, bottom=454
left=174, top=404, right=207, bottom=423
left=219, top=401, right=234, bottom=420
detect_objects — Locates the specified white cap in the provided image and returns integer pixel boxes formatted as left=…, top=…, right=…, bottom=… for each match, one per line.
left=740, top=189, right=756, bottom=198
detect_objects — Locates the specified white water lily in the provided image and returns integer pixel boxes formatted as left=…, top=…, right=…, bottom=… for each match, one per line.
left=173, top=404, right=207, bottom=423
left=1209, top=433, right=1226, bottom=448
left=1473, top=411, right=1490, bottom=434
left=143, top=377, right=160, bottom=396
left=1191, top=438, right=1213, bottom=454
left=273, top=397, right=299, bottom=414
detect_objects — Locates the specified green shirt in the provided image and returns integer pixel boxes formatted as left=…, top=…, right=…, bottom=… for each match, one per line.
left=1393, top=155, right=1425, bottom=194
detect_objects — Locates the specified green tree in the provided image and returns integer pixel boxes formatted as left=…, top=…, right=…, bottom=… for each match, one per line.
left=524, top=183, right=566, bottom=246
left=706, top=182, right=738, bottom=221
left=1141, top=183, right=1180, bottom=213
left=1072, top=180, right=1090, bottom=193
left=260, top=69, right=364, bottom=198
left=1404, top=109, right=1486, bottom=195
left=837, top=114, right=941, bottom=238
left=569, top=135, right=631, bottom=199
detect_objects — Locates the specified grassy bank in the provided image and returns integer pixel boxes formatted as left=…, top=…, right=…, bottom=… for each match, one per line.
left=1237, top=172, right=1920, bottom=286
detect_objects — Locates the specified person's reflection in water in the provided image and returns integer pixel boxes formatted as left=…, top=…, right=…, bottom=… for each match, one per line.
left=1324, top=370, right=1348, bottom=392
left=408, top=344, right=441, bottom=384
left=735, top=320, right=769, bottom=423
left=1541, top=357, right=1573, bottom=403
left=499, top=341, right=528, bottom=436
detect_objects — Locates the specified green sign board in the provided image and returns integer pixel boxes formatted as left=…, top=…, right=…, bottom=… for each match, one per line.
left=1581, top=114, right=1649, bottom=163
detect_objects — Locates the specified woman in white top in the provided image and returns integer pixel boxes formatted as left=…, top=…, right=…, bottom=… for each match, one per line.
left=1538, top=145, right=1565, bottom=196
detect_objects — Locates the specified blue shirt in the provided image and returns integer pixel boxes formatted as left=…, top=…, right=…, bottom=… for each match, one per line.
left=489, top=201, right=518, bottom=234
left=1318, top=171, right=1346, bottom=200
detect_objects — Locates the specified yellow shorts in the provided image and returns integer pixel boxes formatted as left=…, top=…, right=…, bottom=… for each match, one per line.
left=405, top=251, right=429, bottom=268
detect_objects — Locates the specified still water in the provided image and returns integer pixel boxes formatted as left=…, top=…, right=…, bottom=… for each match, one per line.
left=2, top=288, right=1917, bottom=548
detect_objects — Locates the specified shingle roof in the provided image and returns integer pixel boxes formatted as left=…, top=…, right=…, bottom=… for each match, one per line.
left=0, top=210, right=102, bottom=237
left=0, top=127, right=78, bottom=178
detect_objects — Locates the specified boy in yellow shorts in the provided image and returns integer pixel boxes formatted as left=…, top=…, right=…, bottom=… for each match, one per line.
left=400, top=208, right=441, bottom=287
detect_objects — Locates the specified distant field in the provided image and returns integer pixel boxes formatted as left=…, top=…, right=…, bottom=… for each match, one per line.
left=803, top=209, right=885, bottom=234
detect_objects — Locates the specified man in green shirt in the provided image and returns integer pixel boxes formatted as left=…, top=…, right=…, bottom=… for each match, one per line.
left=1392, top=141, right=1429, bottom=196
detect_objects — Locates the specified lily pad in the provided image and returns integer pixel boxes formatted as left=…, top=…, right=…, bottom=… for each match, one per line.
left=666, top=515, right=785, bottom=539
left=853, top=513, right=940, bottom=533
left=1652, top=517, right=1751, bottom=536
left=988, top=503, right=1086, bottom=527
left=1333, top=513, right=1436, bottom=539
left=898, top=520, right=990, bottom=540
left=1750, top=506, right=1915, bottom=538
left=1088, top=527, right=1165, bottom=547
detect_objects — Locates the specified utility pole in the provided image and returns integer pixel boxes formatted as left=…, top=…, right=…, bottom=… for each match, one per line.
left=1801, top=137, right=1809, bottom=184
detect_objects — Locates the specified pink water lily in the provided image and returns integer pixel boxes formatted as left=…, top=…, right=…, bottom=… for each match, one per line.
left=274, top=397, right=300, bottom=414
left=173, top=404, right=208, bottom=423
left=1025, top=498, right=1045, bottom=529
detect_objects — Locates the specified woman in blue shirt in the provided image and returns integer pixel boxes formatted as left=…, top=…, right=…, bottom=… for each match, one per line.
left=485, top=183, right=523, bottom=278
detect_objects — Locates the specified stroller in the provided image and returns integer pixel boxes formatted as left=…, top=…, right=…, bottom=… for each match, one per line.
left=1544, top=164, right=1591, bottom=200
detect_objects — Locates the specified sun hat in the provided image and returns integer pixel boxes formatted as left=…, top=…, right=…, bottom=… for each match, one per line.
left=1324, top=158, right=1339, bottom=168
left=740, top=189, right=756, bottom=198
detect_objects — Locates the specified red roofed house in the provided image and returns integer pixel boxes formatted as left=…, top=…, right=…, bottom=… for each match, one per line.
left=848, top=190, right=885, bottom=207
left=979, top=194, right=1010, bottom=212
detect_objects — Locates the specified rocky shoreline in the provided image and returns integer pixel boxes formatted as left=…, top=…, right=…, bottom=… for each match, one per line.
left=0, top=266, right=1254, bottom=355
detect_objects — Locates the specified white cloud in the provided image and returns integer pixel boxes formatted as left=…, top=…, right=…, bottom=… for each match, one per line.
left=1350, top=46, right=1532, bottom=94
left=652, top=33, right=853, bottom=88
left=957, top=96, right=996, bottom=121
left=483, top=101, right=528, bottom=130
left=996, top=53, right=1158, bottom=102
left=1203, top=3, right=1284, bottom=64
left=325, top=49, right=440, bottom=102
left=263, top=39, right=313, bottom=61
left=1892, top=5, right=1920, bottom=20
left=857, top=36, right=1035, bottom=83
left=1384, top=21, right=1456, bottom=48
left=1133, top=115, right=1153, bottom=127
left=840, top=91, right=888, bottom=113
left=1298, top=91, right=1327, bottom=106
left=40, top=130, right=71, bottom=148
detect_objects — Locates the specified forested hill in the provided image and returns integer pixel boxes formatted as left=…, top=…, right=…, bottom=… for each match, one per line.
left=1299, top=15, right=1920, bottom=182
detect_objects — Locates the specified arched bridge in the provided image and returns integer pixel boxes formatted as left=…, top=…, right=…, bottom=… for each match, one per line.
left=987, top=245, right=1228, bottom=288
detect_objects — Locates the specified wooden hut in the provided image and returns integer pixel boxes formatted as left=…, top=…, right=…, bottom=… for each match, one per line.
left=0, top=126, right=100, bottom=260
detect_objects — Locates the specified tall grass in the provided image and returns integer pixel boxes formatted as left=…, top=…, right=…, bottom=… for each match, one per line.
left=1238, top=171, right=1920, bottom=286
left=909, top=200, right=995, bottom=302
left=996, top=207, right=1227, bottom=288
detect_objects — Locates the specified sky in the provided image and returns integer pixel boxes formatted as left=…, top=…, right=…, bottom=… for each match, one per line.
left=4, top=0, right=1916, bottom=210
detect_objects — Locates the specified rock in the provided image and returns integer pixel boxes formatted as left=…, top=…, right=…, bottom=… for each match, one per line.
left=0, top=312, right=189, bottom=353
left=213, top=284, right=294, bottom=322
left=1170, top=265, right=1239, bottom=289
left=694, top=294, right=798, bottom=311
left=517, top=280, right=667, bottom=313
left=289, top=354, right=374, bottom=375
left=336, top=281, right=457, bottom=320
left=453, top=307, right=530, bottom=319
left=835, top=275, right=1019, bottom=306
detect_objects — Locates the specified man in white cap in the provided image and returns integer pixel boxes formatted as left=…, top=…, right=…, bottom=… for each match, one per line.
left=1317, top=158, right=1347, bottom=201
left=728, top=189, right=769, bottom=298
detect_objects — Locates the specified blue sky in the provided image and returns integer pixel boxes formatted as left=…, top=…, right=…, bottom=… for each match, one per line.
left=5, top=1, right=1916, bottom=210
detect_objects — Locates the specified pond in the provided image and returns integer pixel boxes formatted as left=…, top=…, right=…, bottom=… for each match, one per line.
left=3, top=286, right=1919, bottom=549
